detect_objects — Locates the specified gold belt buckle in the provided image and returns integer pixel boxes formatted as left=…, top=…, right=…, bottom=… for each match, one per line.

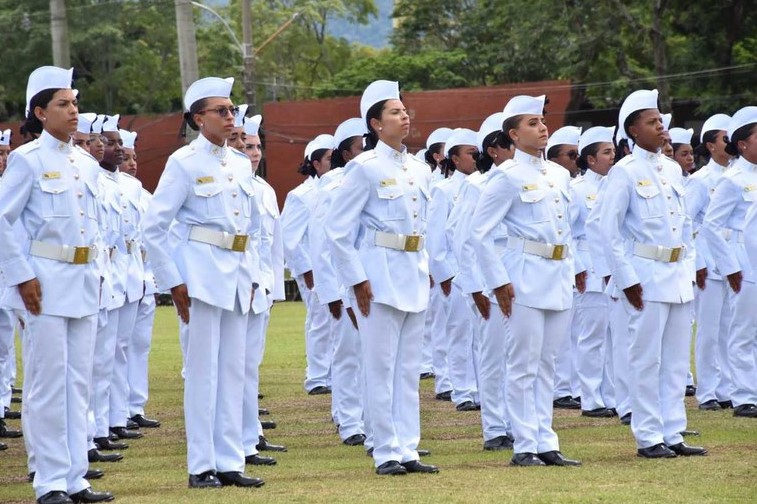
left=668, top=247, right=681, bottom=263
left=231, top=234, right=249, bottom=252
left=551, top=244, right=565, bottom=260
left=404, top=235, right=421, bottom=252
left=73, top=246, right=90, bottom=264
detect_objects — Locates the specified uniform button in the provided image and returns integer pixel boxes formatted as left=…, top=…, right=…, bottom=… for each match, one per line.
left=236, top=229, right=241, bottom=233
left=77, top=192, right=83, bottom=198
left=234, top=210, right=240, bottom=216
left=557, top=229, right=563, bottom=235
left=667, top=196, right=672, bottom=200
left=554, top=198, right=560, bottom=203
left=413, top=211, right=418, bottom=218
left=670, top=211, right=674, bottom=215
left=548, top=181, right=554, bottom=188
left=413, top=229, right=418, bottom=234
left=662, top=180, right=667, bottom=185
left=124, top=219, right=129, bottom=223
left=69, top=158, right=74, bottom=163
left=412, top=195, right=417, bottom=201
left=79, top=210, right=84, bottom=216
left=221, top=160, right=227, bottom=166
left=80, top=228, right=85, bottom=234
left=74, top=173, right=80, bottom=180
left=409, top=180, right=414, bottom=185
left=403, top=166, right=408, bottom=171
left=557, top=214, right=563, bottom=219
left=228, top=175, right=234, bottom=181
left=122, top=204, right=127, bottom=209
left=672, top=227, right=677, bottom=232
left=232, top=192, right=238, bottom=198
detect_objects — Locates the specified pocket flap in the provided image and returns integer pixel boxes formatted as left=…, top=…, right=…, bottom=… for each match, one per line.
left=377, top=186, right=401, bottom=200
left=519, top=189, right=546, bottom=203
left=39, top=177, right=70, bottom=194
left=635, top=185, right=660, bottom=199
left=193, top=183, right=223, bottom=198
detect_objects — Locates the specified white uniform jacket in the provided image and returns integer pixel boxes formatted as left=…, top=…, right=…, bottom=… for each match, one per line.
left=120, top=172, right=146, bottom=302
left=310, top=168, right=346, bottom=305
left=280, top=176, right=317, bottom=277
left=251, top=174, right=285, bottom=302
left=570, top=170, right=605, bottom=293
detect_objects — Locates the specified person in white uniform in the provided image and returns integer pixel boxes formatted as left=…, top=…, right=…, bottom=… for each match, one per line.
left=701, top=106, right=757, bottom=419
left=599, top=89, right=706, bottom=458
left=143, top=76, right=264, bottom=488
left=325, top=80, right=438, bottom=476
left=472, top=95, right=582, bottom=467
left=0, top=66, right=113, bottom=504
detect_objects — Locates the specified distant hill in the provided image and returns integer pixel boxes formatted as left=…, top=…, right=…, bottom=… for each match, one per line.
left=328, top=0, right=393, bottom=48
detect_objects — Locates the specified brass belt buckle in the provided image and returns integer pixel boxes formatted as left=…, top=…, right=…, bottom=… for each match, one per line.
left=404, top=235, right=421, bottom=252
left=669, top=247, right=681, bottom=263
left=232, top=234, right=249, bottom=252
left=551, top=244, right=565, bottom=260
left=73, top=246, right=90, bottom=264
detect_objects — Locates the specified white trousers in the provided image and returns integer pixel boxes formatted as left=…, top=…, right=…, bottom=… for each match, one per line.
left=128, top=294, right=157, bottom=417
left=574, top=292, right=611, bottom=411
left=26, top=313, right=96, bottom=498
left=726, top=282, right=757, bottom=406
left=694, top=279, right=732, bottom=403
left=420, top=289, right=434, bottom=374
left=361, top=302, right=424, bottom=467
left=296, top=276, right=333, bottom=391
left=427, top=284, right=452, bottom=394
left=609, top=297, right=631, bottom=417
left=91, top=307, right=119, bottom=438
left=331, top=306, right=364, bottom=440
left=110, top=300, right=139, bottom=427
left=508, top=304, right=570, bottom=454
left=478, top=297, right=511, bottom=442
left=554, top=304, right=579, bottom=399
left=447, top=284, right=479, bottom=405
left=19, top=312, right=36, bottom=474
left=626, top=300, right=691, bottom=448
left=242, top=309, right=266, bottom=456
left=0, top=308, right=16, bottom=410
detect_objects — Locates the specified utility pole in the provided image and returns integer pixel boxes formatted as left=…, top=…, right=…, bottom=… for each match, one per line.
left=241, top=0, right=255, bottom=110
left=175, top=0, right=199, bottom=100
left=49, top=0, right=71, bottom=67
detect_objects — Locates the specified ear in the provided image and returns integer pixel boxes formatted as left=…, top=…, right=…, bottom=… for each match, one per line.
left=486, top=145, right=498, bottom=159
left=33, top=106, right=46, bottom=122
left=508, top=127, right=519, bottom=144
left=431, top=150, right=445, bottom=164
left=627, top=124, right=639, bottom=142
left=369, top=116, right=382, bottom=133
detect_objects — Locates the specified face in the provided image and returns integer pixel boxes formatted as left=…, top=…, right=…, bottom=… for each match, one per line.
left=509, top=114, right=549, bottom=153
left=628, top=109, right=665, bottom=152
left=343, top=136, right=364, bottom=163
left=706, top=130, right=731, bottom=164
left=89, top=133, right=106, bottom=161
left=737, top=125, right=757, bottom=163
left=371, top=99, right=410, bottom=143
left=586, top=142, right=615, bottom=176
left=120, top=148, right=137, bottom=176
left=0, top=145, right=11, bottom=174
left=451, top=145, right=478, bottom=175
left=673, top=144, right=695, bottom=174
left=194, top=97, right=236, bottom=144
left=244, top=134, right=263, bottom=171
left=72, top=131, right=91, bottom=151
left=661, top=132, right=674, bottom=157
left=101, top=131, right=124, bottom=168
left=312, top=150, right=333, bottom=177
left=34, top=89, right=78, bottom=140
left=552, top=144, right=579, bottom=176
left=228, top=127, right=245, bottom=150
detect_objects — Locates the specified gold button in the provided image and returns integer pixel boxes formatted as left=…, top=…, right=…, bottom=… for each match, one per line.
left=232, top=192, right=238, bottom=198
left=413, top=211, right=418, bottom=218
left=557, top=229, right=563, bottom=235
left=80, top=228, right=85, bottom=234
left=234, top=210, right=240, bottom=216
left=79, top=210, right=84, bottom=216
left=548, top=181, right=554, bottom=187
left=77, top=192, right=83, bottom=198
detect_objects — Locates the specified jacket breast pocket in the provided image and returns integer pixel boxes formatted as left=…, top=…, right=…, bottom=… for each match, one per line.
left=742, top=189, right=757, bottom=203
left=376, top=186, right=405, bottom=221
left=419, top=185, right=431, bottom=222
left=634, top=184, right=663, bottom=219
left=192, top=183, right=225, bottom=219
left=84, top=180, right=99, bottom=220
left=238, top=179, right=256, bottom=218
left=518, top=189, right=549, bottom=223
left=38, top=177, right=71, bottom=218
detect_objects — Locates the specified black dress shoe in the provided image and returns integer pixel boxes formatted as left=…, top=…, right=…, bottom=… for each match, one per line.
left=435, top=390, right=452, bottom=401
left=216, top=471, right=265, bottom=488
left=125, top=419, right=139, bottom=430
left=0, top=442, right=6, bottom=451
left=258, top=408, right=269, bottom=416
left=245, top=454, right=277, bottom=465
left=129, top=414, right=160, bottom=428
left=620, top=413, right=632, bottom=425
left=680, top=430, right=700, bottom=437
left=401, top=460, right=439, bottom=473
left=456, top=400, right=478, bottom=412
left=37, top=491, right=73, bottom=504
left=11, top=396, right=21, bottom=403
left=685, top=385, right=697, bottom=397
left=260, top=420, right=277, bottom=430
left=376, top=461, right=407, bottom=475
left=733, top=404, right=757, bottom=418
left=188, top=471, right=222, bottom=488
left=94, top=437, right=128, bottom=451
left=417, top=449, right=431, bottom=457
left=553, top=396, right=581, bottom=409
left=718, top=400, right=733, bottom=409
left=366, top=447, right=374, bottom=457
left=698, top=399, right=721, bottom=411
left=538, top=451, right=581, bottom=466
left=258, top=392, right=264, bottom=399
left=11, top=386, right=22, bottom=394
left=0, top=419, right=22, bottom=438
left=28, top=471, right=35, bottom=482
left=607, top=408, right=618, bottom=416
left=4, top=407, right=21, bottom=419
left=667, top=442, right=708, bottom=456
left=110, top=426, right=142, bottom=439
left=307, top=386, right=331, bottom=395
left=88, top=449, right=123, bottom=463
left=510, top=452, right=546, bottom=466
left=637, top=443, right=677, bottom=459
left=483, top=435, right=514, bottom=451
left=85, top=469, right=105, bottom=480
left=581, top=407, right=615, bottom=418
left=69, top=487, right=114, bottom=503
left=256, top=435, right=287, bottom=452
left=343, top=433, right=366, bottom=446
left=419, top=372, right=435, bottom=380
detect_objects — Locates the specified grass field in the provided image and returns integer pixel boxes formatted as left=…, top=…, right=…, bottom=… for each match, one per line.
left=1, top=302, right=756, bottom=503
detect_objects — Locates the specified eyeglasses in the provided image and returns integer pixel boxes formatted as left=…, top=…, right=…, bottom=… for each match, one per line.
left=197, top=106, right=240, bottom=118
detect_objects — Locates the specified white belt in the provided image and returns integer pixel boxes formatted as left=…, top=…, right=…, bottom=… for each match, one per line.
left=722, top=228, right=743, bottom=243
left=633, top=243, right=684, bottom=263
left=575, top=238, right=590, bottom=252
left=506, top=236, right=568, bottom=260
left=30, top=241, right=98, bottom=265
left=188, top=226, right=249, bottom=252
left=373, top=230, right=424, bottom=252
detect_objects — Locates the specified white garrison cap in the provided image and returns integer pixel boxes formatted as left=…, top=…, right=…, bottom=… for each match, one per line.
left=304, top=134, right=335, bottom=161
left=120, top=130, right=137, bottom=149
left=618, top=89, right=659, bottom=138
left=360, top=80, right=399, bottom=121
left=699, top=114, right=731, bottom=142
left=426, top=127, right=453, bottom=148
left=502, top=95, right=545, bottom=123
left=727, top=106, right=757, bottom=140
left=669, top=127, right=693, bottom=145
left=77, top=113, right=96, bottom=134
left=546, top=125, right=582, bottom=154
left=477, top=112, right=504, bottom=152
left=661, top=113, right=672, bottom=131
left=444, top=128, right=478, bottom=157
left=233, top=104, right=249, bottom=128
left=184, top=76, right=234, bottom=112
left=414, top=148, right=428, bottom=163
left=243, top=114, right=262, bottom=136
left=334, top=118, right=367, bottom=149
left=25, top=66, right=74, bottom=116
left=91, top=114, right=106, bottom=134
left=0, top=129, right=11, bottom=146
left=578, top=126, right=614, bottom=154
left=102, top=114, right=120, bottom=133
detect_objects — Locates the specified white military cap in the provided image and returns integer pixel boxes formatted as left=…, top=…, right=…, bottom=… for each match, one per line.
left=618, top=89, right=659, bottom=138
left=661, top=113, right=672, bottom=131
left=77, top=113, right=96, bottom=134
left=669, top=127, right=694, bottom=145
left=184, top=76, right=234, bottom=112
left=233, top=104, right=249, bottom=128
left=360, top=80, right=400, bottom=121
left=426, top=127, right=453, bottom=148
left=304, top=134, right=335, bottom=161
left=727, top=106, right=757, bottom=139
left=477, top=112, right=504, bottom=152
left=699, top=113, right=731, bottom=142
left=102, top=114, right=120, bottom=133
left=414, top=148, right=427, bottom=163
left=243, top=114, right=262, bottom=136
left=0, top=129, right=11, bottom=146
left=334, top=118, right=367, bottom=149
left=502, top=95, right=545, bottom=123
left=26, top=66, right=74, bottom=116
left=444, top=128, right=478, bottom=157
left=120, top=130, right=138, bottom=149
left=91, top=114, right=106, bottom=134
left=578, top=126, right=614, bottom=154
left=546, top=125, right=582, bottom=153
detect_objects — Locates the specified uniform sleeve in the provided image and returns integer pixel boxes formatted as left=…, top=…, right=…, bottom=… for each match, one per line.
left=280, top=191, right=313, bottom=277
left=745, top=202, right=757, bottom=272
left=310, top=190, right=341, bottom=304
left=0, top=153, right=36, bottom=286
left=569, top=185, right=587, bottom=275
left=701, top=177, right=741, bottom=277
left=453, top=184, right=485, bottom=294
left=585, top=185, right=611, bottom=279
left=426, top=185, right=456, bottom=281
left=270, top=214, right=286, bottom=300
left=598, top=167, right=639, bottom=290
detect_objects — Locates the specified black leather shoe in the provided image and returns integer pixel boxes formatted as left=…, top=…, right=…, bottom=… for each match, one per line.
left=260, top=420, right=277, bottom=430
left=88, top=449, right=123, bottom=463
left=258, top=408, right=269, bottom=416
left=307, top=386, right=331, bottom=395
left=607, top=408, right=618, bottom=416
left=125, top=419, right=139, bottom=430
left=538, top=451, right=581, bottom=466
left=667, top=442, right=708, bottom=456
left=510, top=453, right=546, bottom=466
left=343, top=433, right=366, bottom=446
left=685, top=385, right=697, bottom=397
left=258, top=392, right=264, bottom=399
left=581, top=407, right=615, bottom=418
left=733, top=404, right=757, bottom=418
left=4, top=407, right=21, bottom=419
left=698, top=399, right=721, bottom=411
left=216, top=471, right=265, bottom=488
left=718, top=400, right=733, bottom=409
left=256, top=435, right=287, bottom=452
left=188, top=471, right=222, bottom=488
left=620, top=413, right=632, bottom=425
left=553, top=396, right=581, bottom=409
left=94, top=437, right=128, bottom=451
left=637, top=443, right=677, bottom=459
left=130, top=414, right=160, bottom=428
left=37, top=491, right=73, bottom=504
left=28, top=471, right=35, bottom=482
left=435, top=390, right=452, bottom=401
left=680, top=430, right=700, bottom=437
left=419, top=372, right=435, bottom=380
left=366, top=447, right=374, bottom=457
left=85, top=469, right=104, bottom=480
left=11, top=387, right=21, bottom=394
left=69, top=487, right=114, bottom=503
left=245, top=454, right=277, bottom=465
left=110, top=426, right=142, bottom=439
left=483, top=435, right=513, bottom=451
left=376, top=461, right=406, bottom=475
left=0, top=419, right=22, bottom=438
left=417, top=449, right=431, bottom=457
left=11, top=396, right=21, bottom=403
left=401, top=460, right=439, bottom=473
left=456, top=400, right=478, bottom=412
left=0, top=442, right=6, bottom=451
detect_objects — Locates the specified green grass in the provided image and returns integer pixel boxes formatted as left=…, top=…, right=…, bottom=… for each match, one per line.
left=1, top=302, right=756, bottom=503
